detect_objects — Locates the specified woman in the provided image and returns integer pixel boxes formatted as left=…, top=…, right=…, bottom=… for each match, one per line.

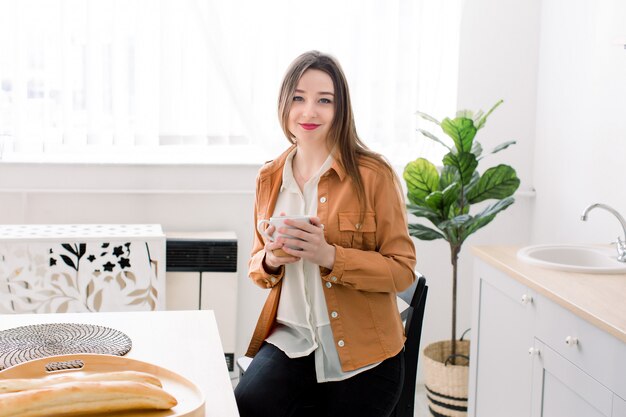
left=235, top=51, right=416, bottom=417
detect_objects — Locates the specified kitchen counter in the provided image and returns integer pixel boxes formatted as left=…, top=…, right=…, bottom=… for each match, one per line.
left=471, top=245, right=626, bottom=344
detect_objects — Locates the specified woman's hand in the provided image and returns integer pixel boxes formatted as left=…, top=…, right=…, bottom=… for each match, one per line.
left=262, top=217, right=301, bottom=273
left=277, top=217, right=336, bottom=270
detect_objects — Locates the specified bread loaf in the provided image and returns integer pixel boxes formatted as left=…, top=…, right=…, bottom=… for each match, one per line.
left=0, top=380, right=177, bottom=417
left=0, top=370, right=162, bottom=394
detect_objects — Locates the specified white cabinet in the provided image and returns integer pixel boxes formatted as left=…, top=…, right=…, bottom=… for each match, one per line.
left=469, top=259, right=626, bottom=417
left=468, top=263, right=536, bottom=417
left=614, top=395, right=626, bottom=417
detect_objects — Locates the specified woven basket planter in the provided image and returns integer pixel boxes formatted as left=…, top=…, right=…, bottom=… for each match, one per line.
left=423, top=340, right=470, bottom=417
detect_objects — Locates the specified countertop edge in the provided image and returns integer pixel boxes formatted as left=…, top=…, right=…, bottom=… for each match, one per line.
left=471, top=245, right=626, bottom=344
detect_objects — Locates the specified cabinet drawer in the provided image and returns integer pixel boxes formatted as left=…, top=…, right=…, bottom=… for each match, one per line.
left=531, top=340, right=613, bottom=417
left=534, top=294, right=626, bottom=398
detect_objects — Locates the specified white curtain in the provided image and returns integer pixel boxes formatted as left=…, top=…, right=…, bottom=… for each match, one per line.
left=0, top=0, right=462, bottom=164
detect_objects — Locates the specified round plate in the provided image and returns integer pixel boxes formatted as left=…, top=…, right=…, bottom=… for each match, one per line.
left=0, top=323, right=132, bottom=370
left=0, top=353, right=205, bottom=417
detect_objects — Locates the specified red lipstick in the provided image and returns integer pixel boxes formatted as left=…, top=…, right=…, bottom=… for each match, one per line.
left=300, top=123, right=320, bottom=131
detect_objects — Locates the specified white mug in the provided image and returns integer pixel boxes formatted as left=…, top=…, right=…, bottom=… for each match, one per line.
left=256, top=215, right=312, bottom=247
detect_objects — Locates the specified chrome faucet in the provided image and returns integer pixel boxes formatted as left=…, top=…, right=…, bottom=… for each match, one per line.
left=581, top=203, right=626, bottom=262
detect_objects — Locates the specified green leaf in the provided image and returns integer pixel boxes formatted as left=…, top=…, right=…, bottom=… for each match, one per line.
left=439, top=165, right=459, bottom=190
left=438, top=215, right=472, bottom=245
left=471, top=140, right=483, bottom=159
left=441, top=117, right=477, bottom=153
left=473, top=110, right=484, bottom=124
left=475, top=99, right=503, bottom=130
left=478, top=140, right=516, bottom=161
left=406, top=204, right=442, bottom=224
left=441, top=182, right=461, bottom=217
left=403, top=158, right=440, bottom=204
left=490, top=140, right=516, bottom=154
left=425, top=191, right=444, bottom=213
left=467, top=171, right=480, bottom=191
left=464, top=197, right=515, bottom=237
left=466, top=164, right=520, bottom=204
left=418, top=129, right=452, bottom=151
left=447, top=203, right=458, bottom=219
left=415, top=110, right=441, bottom=125
left=442, top=152, right=478, bottom=186
left=408, top=223, right=446, bottom=241
left=457, top=109, right=474, bottom=119
left=438, top=214, right=472, bottom=229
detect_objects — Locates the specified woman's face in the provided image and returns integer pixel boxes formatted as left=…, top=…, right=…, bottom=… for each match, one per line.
left=288, top=69, right=335, bottom=146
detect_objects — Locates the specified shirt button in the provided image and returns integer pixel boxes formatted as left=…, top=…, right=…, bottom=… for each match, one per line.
left=320, top=196, right=327, bottom=203
left=320, top=224, right=325, bottom=230
left=337, top=340, right=345, bottom=347
left=355, top=223, right=361, bottom=230
left=331, top=311, right=338, bottom=318
left=325, top=282, right=332, bottom=289
left=331, top=276, right=338, bottom=282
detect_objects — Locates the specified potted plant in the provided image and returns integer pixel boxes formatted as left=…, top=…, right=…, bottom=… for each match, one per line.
left=403, top=100, right=520, bottom=416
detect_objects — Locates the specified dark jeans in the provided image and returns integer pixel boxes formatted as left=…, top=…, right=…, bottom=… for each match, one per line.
left=234, top=343, right=404, bottom=417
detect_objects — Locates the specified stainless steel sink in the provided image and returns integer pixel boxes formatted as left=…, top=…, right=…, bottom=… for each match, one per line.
left=517, top=244, right=626, bottom=274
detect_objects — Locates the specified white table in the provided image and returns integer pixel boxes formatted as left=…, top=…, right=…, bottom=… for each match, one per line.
left=0, top=310, right=239, bottom=416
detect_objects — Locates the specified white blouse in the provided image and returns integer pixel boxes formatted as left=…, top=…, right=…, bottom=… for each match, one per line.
left=265, top=148, right=379, bottom=382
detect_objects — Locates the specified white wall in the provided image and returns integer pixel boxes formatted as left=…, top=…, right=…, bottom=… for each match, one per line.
left=532, top=0, right=626, bottom=244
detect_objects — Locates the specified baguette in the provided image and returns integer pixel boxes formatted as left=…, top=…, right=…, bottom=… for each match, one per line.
left=0, top=380, right=177, bottom=417
left=0, top=370, right=163, bottom=394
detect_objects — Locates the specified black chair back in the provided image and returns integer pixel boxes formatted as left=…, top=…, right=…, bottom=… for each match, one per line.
left=391, top=275, right=428, bottom=417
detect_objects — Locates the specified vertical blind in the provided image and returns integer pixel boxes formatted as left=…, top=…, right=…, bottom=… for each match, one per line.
left=0, top=0, right=462, bottom=164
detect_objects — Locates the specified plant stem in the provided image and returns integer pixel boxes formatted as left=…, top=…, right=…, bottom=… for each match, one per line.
left=450, top=244, right=461, bottom=364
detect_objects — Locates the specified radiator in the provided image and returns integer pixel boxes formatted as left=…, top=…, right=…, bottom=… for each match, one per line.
left=165, top=231, right=238, bottom=377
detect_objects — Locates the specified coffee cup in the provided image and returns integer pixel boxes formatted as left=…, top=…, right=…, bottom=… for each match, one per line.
left=256, top=215, right=312, bottom=257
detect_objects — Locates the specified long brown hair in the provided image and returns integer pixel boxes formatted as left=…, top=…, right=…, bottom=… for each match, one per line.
left=277, top=51, right=397, bottom=216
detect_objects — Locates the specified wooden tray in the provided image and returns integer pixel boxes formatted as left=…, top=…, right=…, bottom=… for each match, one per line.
left=0, top=354, right=205, bottom=417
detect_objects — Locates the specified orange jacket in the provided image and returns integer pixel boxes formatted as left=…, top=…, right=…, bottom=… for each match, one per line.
left=245, top=146, right=417, bottom=372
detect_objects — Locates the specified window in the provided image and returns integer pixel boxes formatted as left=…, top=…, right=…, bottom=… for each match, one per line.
left=0, top=0, right=462, bottom=165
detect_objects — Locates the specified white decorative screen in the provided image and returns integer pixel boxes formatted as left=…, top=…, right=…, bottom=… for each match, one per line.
left=0, top=224, right=166, bottom=314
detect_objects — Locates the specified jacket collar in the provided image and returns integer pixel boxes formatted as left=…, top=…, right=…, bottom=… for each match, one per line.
left=259, top=144, right=346, bottom=182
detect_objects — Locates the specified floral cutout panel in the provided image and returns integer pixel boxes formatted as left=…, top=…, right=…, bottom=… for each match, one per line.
left=0, top=224, right=166, bottom=314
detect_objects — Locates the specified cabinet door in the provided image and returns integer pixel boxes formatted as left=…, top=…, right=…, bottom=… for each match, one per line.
left=531, top=340, right=613, bottom=417
left=469, top=263, right=536, bottom=417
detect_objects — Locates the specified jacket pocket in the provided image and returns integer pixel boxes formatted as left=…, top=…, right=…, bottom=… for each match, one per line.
left=338, top=212, right=377, bottom=250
